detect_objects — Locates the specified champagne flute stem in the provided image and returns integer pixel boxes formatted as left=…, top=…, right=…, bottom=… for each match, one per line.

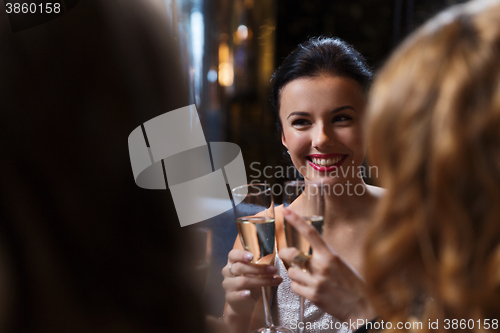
left=262, top=286, right=274, bottom=328
left=298, top=296, right=305, bottom=333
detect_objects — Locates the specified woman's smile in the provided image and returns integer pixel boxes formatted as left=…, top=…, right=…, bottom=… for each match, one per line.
left=306, top=153, right=348, bottom=171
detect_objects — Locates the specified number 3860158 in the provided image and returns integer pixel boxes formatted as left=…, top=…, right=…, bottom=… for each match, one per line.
left=444, top=319, right=498, bottom=330
left=5, top=3, right=61, bottom=14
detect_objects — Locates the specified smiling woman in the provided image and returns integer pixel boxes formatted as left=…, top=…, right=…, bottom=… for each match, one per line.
left=280, top=75, right=366, bottom=186
left=221, top=37, right=384, bottom=333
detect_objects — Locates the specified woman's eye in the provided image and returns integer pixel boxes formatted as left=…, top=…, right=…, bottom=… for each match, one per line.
left=333, top=115, right=353, bottom=122
left=291, top=119, right=311, bottom=126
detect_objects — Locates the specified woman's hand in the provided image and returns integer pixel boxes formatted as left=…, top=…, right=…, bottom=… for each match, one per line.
left=279, top=208, right=376, bottom=324
left=221, top=249, right=282, bottom=331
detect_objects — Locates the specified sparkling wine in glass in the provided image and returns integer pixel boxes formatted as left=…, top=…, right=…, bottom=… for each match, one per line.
left=282, top=181, right=325, bottom=333
left=236, top=216, right=276, bottom=265
left=232, top=183, right=292, bottom=333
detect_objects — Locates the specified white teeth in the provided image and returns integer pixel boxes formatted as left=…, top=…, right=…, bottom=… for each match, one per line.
left=311, top=156, right=344, bottom=167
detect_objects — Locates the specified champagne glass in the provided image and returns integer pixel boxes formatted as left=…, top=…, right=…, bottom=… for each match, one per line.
left=232, top=183, right=292, bottom=333
left=282, top=181, right=325, bottom=333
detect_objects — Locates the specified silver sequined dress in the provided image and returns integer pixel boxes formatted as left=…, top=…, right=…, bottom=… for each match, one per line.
left=273, top=254, right=351, bottom=333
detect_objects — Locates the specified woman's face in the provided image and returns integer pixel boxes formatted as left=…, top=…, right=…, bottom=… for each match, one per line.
left=279, top=75, right=366, bottom=185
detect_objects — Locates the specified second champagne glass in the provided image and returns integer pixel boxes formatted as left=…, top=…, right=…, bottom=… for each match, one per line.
left=232, top=183, right=292, bottom=333
left=282, top=180, right=325, bottom=333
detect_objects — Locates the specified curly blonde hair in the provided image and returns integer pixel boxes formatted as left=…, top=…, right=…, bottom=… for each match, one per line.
left=365, top=0, right=500, bottom=331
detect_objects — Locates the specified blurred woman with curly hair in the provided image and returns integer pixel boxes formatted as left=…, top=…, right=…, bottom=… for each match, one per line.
left=365, top=0, right=500, bottom=331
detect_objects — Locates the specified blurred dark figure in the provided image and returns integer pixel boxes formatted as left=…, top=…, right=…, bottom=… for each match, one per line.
left=0, top=0, right=206, bottom=332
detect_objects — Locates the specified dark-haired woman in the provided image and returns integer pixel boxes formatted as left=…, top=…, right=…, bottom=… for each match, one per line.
left=222, top=37, right=382, bottom=333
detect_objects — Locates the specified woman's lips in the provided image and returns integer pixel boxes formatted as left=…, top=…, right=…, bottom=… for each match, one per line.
left=306, top=154, right=347, bottom=171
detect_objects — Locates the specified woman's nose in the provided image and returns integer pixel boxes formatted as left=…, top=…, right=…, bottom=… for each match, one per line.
left=313, top=125, right=334, bottom=149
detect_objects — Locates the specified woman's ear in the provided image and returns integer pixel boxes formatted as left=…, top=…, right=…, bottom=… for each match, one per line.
left=281, top=133, right=288, bottom=150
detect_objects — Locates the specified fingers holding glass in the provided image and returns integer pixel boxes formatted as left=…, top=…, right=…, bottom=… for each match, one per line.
left=224, top=261, right=277, bottom=278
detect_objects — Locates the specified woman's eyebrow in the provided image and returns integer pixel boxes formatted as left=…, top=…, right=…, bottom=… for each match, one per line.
left=287, top=105, right=356, bottom=119
left=287, top=111, right=310, bottom=119
left=331, top=105, right=356, bottom=113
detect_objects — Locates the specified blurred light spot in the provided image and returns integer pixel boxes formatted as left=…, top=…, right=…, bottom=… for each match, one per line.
left=237, top=25, right=248, bottom=40
left=219, top=41, right=229, bottom=63
left=207, top=68, right=218, bottom=82
left=191, top=11, right=204, bottom=63
left=219, top=63, right=234, bottom=86
left=191, top=11, right=204, bottom=107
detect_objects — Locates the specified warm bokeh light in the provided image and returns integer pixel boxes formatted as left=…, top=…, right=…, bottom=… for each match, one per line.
left=218, top=38, right=234, bottom=86
left=218, top=62, right=234, bottom=86
left=219, top=40, right=229, bottom=63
